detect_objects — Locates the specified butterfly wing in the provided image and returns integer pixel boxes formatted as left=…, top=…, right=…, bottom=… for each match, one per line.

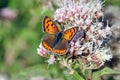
left=42, top=34, right=56, bottom=51
left=64, top=27, right=78, bottom=41
left=43, top=16, right=60, bottom=34
left=72, top=31, right=84, bottom=42
left=53, top=38, right=69, bottom=55
left=53, top=27, right=78, bottom=55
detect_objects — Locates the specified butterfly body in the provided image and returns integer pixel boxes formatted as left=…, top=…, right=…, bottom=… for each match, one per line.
left=53, top=32, right=63, bottom=47
left=41, top=16, right=78, bottom=55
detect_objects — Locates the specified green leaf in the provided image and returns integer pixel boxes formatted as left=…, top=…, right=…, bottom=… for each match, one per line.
left=84, top=69, right=89, bottom=77
left=92, top=67, right=120, bottom=80
left=63, top=74, right=74, bottom=80
left=92, top=71, right=102, bottom=80
left=73, top=71, right=84, bottom=80
left=101, top=67, right=120, bottom=75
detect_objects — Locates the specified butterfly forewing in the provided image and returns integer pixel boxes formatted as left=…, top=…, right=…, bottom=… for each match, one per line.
left=43, top=16, right=60, bottom=34
left=64, top=27, right=78, bottom=41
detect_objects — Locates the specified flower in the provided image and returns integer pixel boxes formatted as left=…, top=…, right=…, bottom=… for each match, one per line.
left=54, top=0, right=104, bottom=29
left=87, top=48, right=112, bottom=69
left=0, top=8, right=17, bottom=20
left=37, top=43, right=48, bottom=57
left=47, top=54, right=56, bottom=65
left=37, top=0, right=113, bottom=70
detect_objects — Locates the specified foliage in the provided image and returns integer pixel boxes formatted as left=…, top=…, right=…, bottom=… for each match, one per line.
left=0, top=0, right=54, bottom=78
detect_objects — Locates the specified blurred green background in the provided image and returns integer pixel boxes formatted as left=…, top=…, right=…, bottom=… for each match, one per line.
left=0, top=0, right=120, bottom=80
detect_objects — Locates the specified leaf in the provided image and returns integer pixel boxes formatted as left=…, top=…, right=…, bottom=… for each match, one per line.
left=63, top=74, right=74, bottom=80
left=73, top=71, right=84, bottom=80
left=92, top=71, right=102, bottom=80
left=92, top=67, right=120, bottom=80
left=84, top=69, right=89, bottom=77
left=101, top=67, right=120, bottom=75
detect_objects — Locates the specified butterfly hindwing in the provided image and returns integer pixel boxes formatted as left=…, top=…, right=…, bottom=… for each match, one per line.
left=72, top=31, right=84, bottom=42
left=43, top=16, right=60, bottom=34
left=42, top=34, right=56, bottom=51
left=64, top=27, right=78, bottom=41
left=53, top=38, right=69, bottom=55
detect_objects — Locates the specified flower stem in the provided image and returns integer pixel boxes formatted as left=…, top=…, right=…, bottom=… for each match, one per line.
left=85, top=69, right=92, bottom=80
left=73, top=71, right=84, bottom=80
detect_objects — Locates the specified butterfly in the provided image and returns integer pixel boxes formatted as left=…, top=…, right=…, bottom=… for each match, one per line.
left=41, top=16, right=78, bottom=55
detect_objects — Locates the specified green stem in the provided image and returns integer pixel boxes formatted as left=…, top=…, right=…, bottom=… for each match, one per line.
left=85, top=69, right=92, bottom=80
left=73, top=71, right=84, bottom=80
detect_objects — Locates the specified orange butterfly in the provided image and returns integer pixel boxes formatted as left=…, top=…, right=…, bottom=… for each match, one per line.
left=41, top=16, right=78, bottom=55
